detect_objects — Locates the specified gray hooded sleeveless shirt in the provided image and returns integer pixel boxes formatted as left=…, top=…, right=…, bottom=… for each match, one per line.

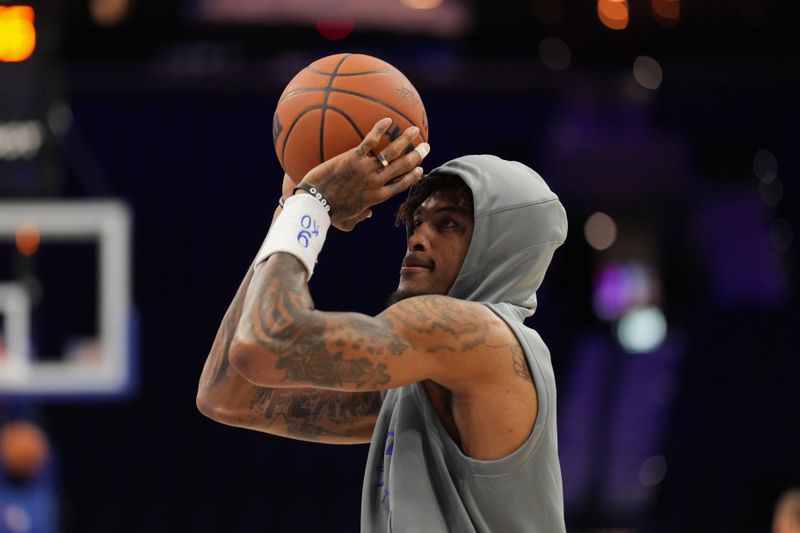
left=361, top=155, right=568, bottom=533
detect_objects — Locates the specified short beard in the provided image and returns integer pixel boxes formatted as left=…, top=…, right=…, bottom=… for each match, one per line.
left=385, top=289, right=425, bottom=307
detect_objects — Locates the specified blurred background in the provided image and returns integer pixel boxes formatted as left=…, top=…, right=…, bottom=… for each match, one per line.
left=1, top=0, right=798, bottom=531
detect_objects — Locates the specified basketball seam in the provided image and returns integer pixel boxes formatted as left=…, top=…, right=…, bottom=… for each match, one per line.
left=280, top=87, right=421, bottom=131
left=281, top=105, right=326, bottom=166
left=329, top=88, right=420, bottom=130
left=326, top=106, right=365, bottom=143
left=278, top=75, right=396, bottom=104
left=319, top=54, right=352, bottom=166
left=279, top=88, right=324, bottom=104
left=307, top=66, right=397, bottom=77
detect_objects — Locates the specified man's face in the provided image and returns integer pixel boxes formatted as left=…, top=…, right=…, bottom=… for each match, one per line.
left=392, top=186, right=474, bottom=301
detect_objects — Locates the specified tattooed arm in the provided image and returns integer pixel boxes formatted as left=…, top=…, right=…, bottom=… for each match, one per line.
left=196, top=198, right=382, bottom=445
left=229, top=253, right=517, bottom=394
left=196, top=264, right=382, bottom=444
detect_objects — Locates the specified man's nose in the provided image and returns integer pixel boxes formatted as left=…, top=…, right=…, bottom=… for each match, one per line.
left=407, top=225, right=430, bottom=251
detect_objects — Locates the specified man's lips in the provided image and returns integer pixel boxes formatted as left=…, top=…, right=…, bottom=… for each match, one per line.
left=401, top=256, right=434, bottom=273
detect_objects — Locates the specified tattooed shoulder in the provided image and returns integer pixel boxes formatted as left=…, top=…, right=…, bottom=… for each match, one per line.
left=382, top=295, right=504, bottom=354
left=510, top=343, right=534, bottom=384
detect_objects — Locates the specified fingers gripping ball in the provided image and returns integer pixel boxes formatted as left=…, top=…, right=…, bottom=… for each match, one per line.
left=273, top=53, right=429, bottom=183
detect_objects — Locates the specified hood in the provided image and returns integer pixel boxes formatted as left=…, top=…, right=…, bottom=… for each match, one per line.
left=430, top=155, right=567, bottom=319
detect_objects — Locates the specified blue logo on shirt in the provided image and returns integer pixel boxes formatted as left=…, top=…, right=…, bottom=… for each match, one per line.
left=375, top=430, right=395, bottom=506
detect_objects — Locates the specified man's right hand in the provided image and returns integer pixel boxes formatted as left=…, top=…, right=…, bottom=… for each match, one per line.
left=298, top=118, right=430, bottom=232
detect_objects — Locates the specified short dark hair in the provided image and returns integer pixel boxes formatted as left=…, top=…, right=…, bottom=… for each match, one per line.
left=394, top=173, right=474, bottom=229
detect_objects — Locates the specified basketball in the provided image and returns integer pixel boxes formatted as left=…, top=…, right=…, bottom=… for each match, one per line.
left=273, top=53, right=429, bottom=183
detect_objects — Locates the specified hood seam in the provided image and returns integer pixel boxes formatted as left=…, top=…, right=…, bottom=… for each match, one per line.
left=475, top=197, right=561, bottom=220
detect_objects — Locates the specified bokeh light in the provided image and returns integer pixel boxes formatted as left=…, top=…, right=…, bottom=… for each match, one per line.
left=15, top=221, right=40, bottom=257
left=401, top=0, right=444, bottom=9
left=639, top=455, right=668, bottom=486
left=597, top=0, right=629, bottom=30
left=770, top=219, right=794, bottom=253
left=539, top=38, right=572, bottom=71
left=0, top=5, right=36, bottom=63
left=616, top=306, right=667, bottom=353
left=759, top=177, right=783, bottom=207
left=652, top=0, right=679, bottom=27
left=90, top=0, right=130, bottom=26
left=753, top=148, right=777, bottom=183
left=584, top=212, right=618, bottom=251
left=0, top=120, right=44, bottom=160
left=593, top=261, right=656, bottom=321
left=315, top=19, right=355, bottom=40
left=633, top=56, right=663, bottom=90
left=3, top=504, right=32, bottom=533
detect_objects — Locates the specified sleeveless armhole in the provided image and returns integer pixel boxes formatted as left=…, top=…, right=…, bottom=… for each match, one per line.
left=410, top=302, right=553, bottom=478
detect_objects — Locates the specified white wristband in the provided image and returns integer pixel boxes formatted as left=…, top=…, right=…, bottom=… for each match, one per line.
left=254, top=193, right=331, bottom=280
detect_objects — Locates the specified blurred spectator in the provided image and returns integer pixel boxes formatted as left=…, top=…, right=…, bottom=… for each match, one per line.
left=774, top=489, right=800, bottom=533
left=0, top=419, right=57, bottom=533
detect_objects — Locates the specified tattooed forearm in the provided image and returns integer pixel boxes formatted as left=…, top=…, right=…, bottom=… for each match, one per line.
left=277, top=355, right=391, bottom=388
left=248, top=388, right=382, bottom=441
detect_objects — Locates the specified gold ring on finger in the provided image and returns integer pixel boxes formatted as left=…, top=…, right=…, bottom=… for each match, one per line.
left=375, top=152, right=390, bottom=172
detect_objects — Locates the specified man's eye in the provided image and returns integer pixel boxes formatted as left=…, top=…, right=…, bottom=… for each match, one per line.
left=412, top=219, right=422, bottom=228
left=440, top=219, right=457, bottom=228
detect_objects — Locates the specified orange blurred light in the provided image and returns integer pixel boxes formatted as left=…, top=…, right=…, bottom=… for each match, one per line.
left=90, top=0, right=131, bottom=27
left=0, top=421, right=51, bottom=479
left=15, top=221, right=40, bottom=257
left=598, top=0, right=629, bottom=30
left=0, top=6, right=36, bottom=62
left=652, top=0, right=679, bottom=27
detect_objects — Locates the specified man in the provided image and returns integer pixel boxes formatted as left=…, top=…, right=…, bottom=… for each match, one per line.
left=197, top=118, right=568, bottom=532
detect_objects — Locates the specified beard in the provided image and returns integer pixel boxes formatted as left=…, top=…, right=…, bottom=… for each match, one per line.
left=385, top=289, right=426, bottom=307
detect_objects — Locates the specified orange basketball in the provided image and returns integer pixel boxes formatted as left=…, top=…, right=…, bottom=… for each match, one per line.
left=273, top=53, right=429, bottom=183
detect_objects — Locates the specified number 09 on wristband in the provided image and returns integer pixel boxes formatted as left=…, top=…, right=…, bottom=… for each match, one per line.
left=254, top=193, right=331, bottom=279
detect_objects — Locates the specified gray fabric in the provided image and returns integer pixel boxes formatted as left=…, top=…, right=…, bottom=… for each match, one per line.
left=361, top=155, right=568, bottom=533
